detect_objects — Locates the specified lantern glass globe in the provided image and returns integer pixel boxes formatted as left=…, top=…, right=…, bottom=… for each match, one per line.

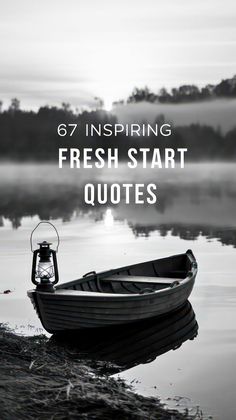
left=37, top=261, right=54, bottom=280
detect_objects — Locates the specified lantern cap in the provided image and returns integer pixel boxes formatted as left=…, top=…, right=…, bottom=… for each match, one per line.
left=37, top=240, right=52, bottom=246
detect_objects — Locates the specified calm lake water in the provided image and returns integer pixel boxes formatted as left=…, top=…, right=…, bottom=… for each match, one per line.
left=0, top=162, right=236, bottom=419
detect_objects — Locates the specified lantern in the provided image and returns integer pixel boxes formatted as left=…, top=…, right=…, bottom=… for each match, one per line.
left=30, top=222, right=59, bottom=291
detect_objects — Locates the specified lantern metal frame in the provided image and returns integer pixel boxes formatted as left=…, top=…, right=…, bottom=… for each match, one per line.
left=30, top=221, right=60, bottom=289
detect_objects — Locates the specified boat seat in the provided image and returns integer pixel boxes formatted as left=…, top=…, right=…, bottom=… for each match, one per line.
left=102, top=275, right=182, bottom=284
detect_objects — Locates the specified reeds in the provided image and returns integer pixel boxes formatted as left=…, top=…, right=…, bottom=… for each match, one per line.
left=0, top=325, right=198, bottom=420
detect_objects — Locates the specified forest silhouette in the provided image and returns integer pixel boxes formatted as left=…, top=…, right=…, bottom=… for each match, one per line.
left=0, top=75, right=236, bottom=161
left=124, top=74, right=236, bottom=104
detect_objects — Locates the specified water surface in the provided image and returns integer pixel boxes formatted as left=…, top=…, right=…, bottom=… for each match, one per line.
left=0, top=162, right=236, bottom=419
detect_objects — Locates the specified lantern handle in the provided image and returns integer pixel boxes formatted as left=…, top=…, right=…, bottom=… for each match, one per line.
left=30, top=221, right=60, bottom=253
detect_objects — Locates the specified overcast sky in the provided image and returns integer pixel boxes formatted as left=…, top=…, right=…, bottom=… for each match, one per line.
left=0, top=0, right=236, bottom=110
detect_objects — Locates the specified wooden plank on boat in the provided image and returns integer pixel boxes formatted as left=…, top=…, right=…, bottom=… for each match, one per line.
left=102, top=275, right=183, bottom=284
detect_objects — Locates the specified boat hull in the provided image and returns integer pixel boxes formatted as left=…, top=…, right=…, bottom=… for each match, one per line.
left=51, top=301, right=198, bottom=373
left=28, top=250, right=197, bottom=333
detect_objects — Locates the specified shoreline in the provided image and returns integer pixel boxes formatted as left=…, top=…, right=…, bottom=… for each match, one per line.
left=0, top=324, right=196, bottom=420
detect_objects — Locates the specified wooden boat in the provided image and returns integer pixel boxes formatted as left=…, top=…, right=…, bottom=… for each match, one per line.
left=28, top=249, right=197, bottom=334
left=51, top=301, right=198, bottom=374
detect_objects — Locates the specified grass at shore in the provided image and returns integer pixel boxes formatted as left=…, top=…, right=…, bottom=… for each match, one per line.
left=0, top=325, right=199, bottom=420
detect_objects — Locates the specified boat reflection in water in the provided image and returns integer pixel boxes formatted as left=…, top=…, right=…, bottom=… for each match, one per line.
left=51, top=301, right=198, bottom=374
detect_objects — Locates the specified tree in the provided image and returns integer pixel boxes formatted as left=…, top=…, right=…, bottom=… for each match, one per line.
left=214, top=79, right=231, bottom=96
left=9, top=98, right=20, bottom=113
left=158, top=88, right=171, bottom=103
left=61, top=102, right=71, bottom=113
left=94, top=97, right=104, bottom=109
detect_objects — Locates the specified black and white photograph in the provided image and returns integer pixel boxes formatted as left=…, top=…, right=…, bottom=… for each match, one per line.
left=0, top=1, right=236, bottom=419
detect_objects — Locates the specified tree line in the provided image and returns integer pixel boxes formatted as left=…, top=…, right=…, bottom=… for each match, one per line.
left=0, top=99, right=236, bottom=161
left=113, top=75, right=236, bottom=105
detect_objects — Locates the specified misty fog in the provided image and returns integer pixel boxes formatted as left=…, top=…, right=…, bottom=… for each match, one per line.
left=113, top=98, right=236, bottom=133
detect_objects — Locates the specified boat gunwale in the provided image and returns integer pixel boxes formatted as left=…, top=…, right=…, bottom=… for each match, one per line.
left=53, top=250, right=197, bottom=296
left=27, top=274, right=195, bottom=301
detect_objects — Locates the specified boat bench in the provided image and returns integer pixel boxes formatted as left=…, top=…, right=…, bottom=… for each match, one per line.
left=102, top=275, right=182, bottom=284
